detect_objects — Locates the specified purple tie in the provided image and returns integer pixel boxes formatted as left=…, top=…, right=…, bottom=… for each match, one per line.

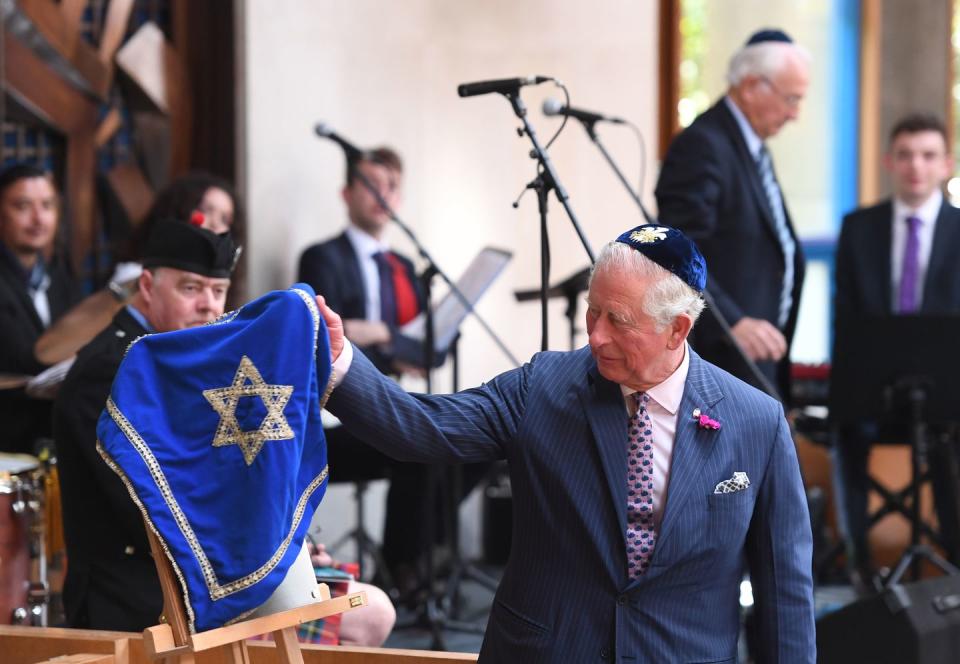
left=898, top=215, right=922, bottom=313
left=626, top=392, right=656, bottom=578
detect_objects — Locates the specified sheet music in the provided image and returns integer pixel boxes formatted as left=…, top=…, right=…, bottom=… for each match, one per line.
left=400, top=247, right=512, bottom=355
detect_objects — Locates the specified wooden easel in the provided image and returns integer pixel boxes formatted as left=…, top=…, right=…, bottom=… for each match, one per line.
left=141, top=528, right=367, bottom=664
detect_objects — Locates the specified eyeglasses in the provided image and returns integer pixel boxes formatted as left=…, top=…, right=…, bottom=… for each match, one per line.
left=760, top=76, right=803, bottom=109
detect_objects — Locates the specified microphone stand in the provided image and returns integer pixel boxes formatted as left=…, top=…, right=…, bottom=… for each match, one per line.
left=501, top=90, right=595, bottom=351
left=570, top=116, right=782, bottom=402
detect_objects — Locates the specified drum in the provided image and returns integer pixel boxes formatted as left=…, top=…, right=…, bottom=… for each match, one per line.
left=0, top=453, right=41, bottom=624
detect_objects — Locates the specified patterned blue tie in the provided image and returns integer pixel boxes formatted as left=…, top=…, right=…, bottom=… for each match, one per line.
left=756, top=145, right=795, bottom=328
left=626, top=392, right=656, bottom=578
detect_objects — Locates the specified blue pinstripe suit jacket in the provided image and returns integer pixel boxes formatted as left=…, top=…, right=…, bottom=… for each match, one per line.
left=327, top=345, right=815, bottom=663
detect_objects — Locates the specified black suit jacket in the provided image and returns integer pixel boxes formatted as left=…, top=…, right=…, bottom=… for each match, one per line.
left=655, top=99, right=805, bottom=398
left=0, top=250, right=79, bottom=453
left=834, top=199, right=960, bottom=318
left=53, top=308, right=163, bottom=631
left=297, top=231, right=423, bottom=374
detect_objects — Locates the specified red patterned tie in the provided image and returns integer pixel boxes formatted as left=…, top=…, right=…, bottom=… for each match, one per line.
left=626, top=392, right=656, bottom=578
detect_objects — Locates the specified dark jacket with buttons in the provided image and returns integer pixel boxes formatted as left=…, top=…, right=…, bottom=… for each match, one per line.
left=53, top=307, right=163, bottom=631
left=0, top=247, right=80, bottom=453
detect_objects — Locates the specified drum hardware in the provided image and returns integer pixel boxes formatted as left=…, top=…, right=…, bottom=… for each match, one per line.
left=0, top=453, right=52, bottom=626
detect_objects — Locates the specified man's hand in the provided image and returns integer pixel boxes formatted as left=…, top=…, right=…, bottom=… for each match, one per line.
left=308, top=541, right=336, bottom=568
left=731, top=317, right=787, bottom=361
left=343, top=319, right=391, bottom=346
left=316, top=296, right=344, bottom=362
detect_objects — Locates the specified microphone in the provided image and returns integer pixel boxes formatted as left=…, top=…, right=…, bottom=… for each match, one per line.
left=542, top=98, right=625, bottom=125
left=314, top=122, right=364, bottom=157
left=457, top=75, right=550, bottom=98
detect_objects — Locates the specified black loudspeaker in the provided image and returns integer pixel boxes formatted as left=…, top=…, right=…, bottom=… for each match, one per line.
left=817, top=575, right=960, bottom=663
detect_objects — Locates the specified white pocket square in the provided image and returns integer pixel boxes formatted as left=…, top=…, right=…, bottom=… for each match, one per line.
left=714, top=471, right=750, bottom=494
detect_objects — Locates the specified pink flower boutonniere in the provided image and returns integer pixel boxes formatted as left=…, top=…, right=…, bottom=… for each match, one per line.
left=692, top=408, right=721, bottom=431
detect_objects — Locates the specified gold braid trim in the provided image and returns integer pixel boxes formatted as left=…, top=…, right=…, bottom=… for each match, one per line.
left=290, top=287, right=337, bottom=408
left=105, top=398, right=329, bottom=602
left=96, top=440, right=199, bottom=633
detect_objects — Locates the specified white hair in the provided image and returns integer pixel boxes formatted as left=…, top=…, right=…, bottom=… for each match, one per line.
left=590, top=241, right=705, bottom=331
left=726, top=40, right=811, bottom=87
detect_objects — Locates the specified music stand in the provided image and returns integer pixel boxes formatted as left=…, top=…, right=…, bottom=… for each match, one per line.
left=514, top=266, right=590, bottom=351
left=830, top=315, right=960, bottom=582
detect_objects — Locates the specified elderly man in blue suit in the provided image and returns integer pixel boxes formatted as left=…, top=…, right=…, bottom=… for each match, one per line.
left=316, top=225, right=815, bottom=663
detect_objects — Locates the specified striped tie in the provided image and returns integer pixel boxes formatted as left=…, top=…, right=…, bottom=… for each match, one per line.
left=898, top=215, right=922, bottom=313
left=756, top=145, right=796, bottom=328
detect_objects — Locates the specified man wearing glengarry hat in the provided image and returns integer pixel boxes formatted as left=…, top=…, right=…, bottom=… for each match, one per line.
left=314, top=224, right=815, bottom=662
left=53, top=219, right=236, bottom=631
left=656, top=29, right=810, bottom=402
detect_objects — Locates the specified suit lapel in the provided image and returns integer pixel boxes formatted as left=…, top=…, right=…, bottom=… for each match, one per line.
left=714, top=101, right=784, bottom=245
left=0, top=254, right=43, bottom=332
left=338, top=232, right=369, bottom=316
left=579, top=365, right=629, bottom=551
left=870, top=202, right=894, bottom=311
left=655, top=352, right=724, bottom=554
left=922, top=201, right=959, bottom=312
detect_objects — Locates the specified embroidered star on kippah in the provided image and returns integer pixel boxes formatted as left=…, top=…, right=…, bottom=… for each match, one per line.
left=203, top=355, right=294, bottom=465
left=630, top=226, right=670, bottom=243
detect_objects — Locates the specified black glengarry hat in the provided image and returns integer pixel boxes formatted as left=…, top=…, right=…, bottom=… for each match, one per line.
left=614, top=224, right=707, bottom=293
left=142, top=221, right=239, bottom=278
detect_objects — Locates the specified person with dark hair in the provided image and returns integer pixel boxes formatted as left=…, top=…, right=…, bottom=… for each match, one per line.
left=0, top=163, right=80, bottom=454
left=299, top=146, right=413, bottom=375
left=832, top=112, right=960, bottom=589
left=125, top=170, right=243, bottom=260
left=656, top=29, right=811, bottom=401
left=54, top=221, right=238, bottom=630
left=297, top=147, right=458, bottom=597
left=34, top=171, right=243, bottom=366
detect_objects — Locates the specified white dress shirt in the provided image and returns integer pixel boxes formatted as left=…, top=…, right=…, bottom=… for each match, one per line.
left=344, top=225, right=390, bottom=322
left=890, top=190, right=941, bottom=310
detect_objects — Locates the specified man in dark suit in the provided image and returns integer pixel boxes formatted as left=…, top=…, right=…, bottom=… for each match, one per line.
left=54, top=222, right=236, bottom=631
left=315, top=224, right=816, bottom=663
left=832, top=113, right=960, bottom=584
left=0, top=163, right=79, bottom=454
left=298, top=147, right=437, bottom=593
left=656, top=29, right=810, bottom=401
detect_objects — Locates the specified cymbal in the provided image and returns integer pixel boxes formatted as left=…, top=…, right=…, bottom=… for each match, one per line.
left=34, top=289, right=126, bottom=365
left=0, top=373, right=31, bottom=390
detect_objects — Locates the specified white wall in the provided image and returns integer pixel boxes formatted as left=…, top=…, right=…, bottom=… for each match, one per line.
left=239, top=0, right=659, bottom=559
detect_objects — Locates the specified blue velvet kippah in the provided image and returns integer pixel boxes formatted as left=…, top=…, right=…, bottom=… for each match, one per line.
left=746, top=28, right=793, bottom=46
left=614, top=225, right=707, bottom=293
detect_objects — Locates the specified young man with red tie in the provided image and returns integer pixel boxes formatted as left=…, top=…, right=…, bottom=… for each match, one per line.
left=298, top=147, right=434, bottom=595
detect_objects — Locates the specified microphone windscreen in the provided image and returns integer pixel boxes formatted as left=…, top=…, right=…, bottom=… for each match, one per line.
left=542, top=98, right=564, bottom=117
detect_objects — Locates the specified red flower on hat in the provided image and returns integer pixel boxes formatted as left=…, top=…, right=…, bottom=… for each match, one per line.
left=190, top=211, right=205, bottom=227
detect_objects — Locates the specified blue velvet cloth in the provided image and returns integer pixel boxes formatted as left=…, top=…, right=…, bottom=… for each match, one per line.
left=97, top=283, right=331, bottom=632
left=615, top=224, right=708, bottom=292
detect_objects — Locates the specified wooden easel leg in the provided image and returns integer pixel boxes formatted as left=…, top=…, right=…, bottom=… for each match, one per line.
left=161, top=654, right=195, bottom=664
left=271, top=626, right=305, bottom=664
left=226, top=640, right=252, bottom=664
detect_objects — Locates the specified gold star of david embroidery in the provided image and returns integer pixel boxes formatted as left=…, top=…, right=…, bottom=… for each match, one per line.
left=630, top=226, right=670, bottom=244
left=203, top=356, right=295, bottom=465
